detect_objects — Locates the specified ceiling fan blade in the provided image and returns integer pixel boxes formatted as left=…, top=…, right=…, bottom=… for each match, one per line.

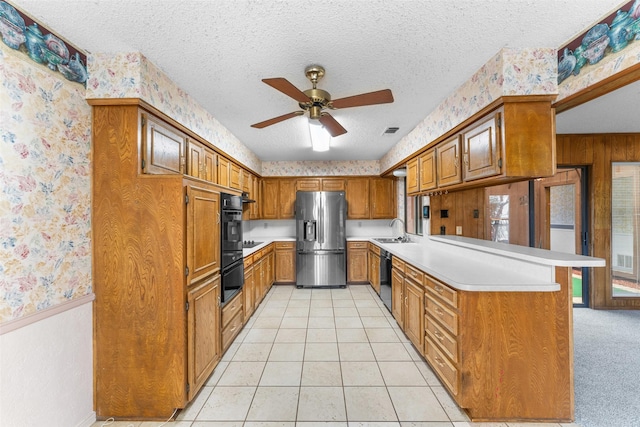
left=251, top=111, right=304, bottom=128
left=319, top=113, right=347, bottom=137
left=262, top=78, right=311, bottom=103
left=331, top=89, right=394, bottom=109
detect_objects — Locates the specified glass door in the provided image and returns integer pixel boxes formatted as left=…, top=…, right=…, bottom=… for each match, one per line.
left=534, top=167, right=589, bottom=306
left=611, top=162, right=640, bottom=298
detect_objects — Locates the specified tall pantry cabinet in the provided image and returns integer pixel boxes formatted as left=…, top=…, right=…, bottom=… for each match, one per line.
left=91, top=101, right=222, bottom=419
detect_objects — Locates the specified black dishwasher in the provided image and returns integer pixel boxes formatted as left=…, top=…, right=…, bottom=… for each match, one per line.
left=379, top=249, right=392, bottom=312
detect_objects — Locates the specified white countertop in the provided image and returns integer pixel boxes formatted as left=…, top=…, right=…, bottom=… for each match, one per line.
left=242, top=235, right=605, bottom=292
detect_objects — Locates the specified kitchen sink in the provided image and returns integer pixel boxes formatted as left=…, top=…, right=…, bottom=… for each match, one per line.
left=373, top=237, right=404, bottom=244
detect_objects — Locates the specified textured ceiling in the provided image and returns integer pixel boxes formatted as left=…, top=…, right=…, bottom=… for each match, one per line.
left=13, top=0, right=629, bottom=161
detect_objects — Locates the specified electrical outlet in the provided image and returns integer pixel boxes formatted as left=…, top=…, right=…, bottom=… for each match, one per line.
left=456, top=226, right=462, bottom=235
left=440, top=226, right=446, bottom=235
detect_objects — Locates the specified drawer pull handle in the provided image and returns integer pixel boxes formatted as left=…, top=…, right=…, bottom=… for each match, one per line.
left=434, top=330, right=445, bottom=341
left=410, top=271, right=417, bottom=277
left=434, top=356, right=445, bottom=368
left=435, top=307, right=444, bottom=317
left=434, top=285, right=444, bottom=293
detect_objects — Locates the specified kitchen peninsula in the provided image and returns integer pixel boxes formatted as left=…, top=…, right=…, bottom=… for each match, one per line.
left=246, top=233, right=604, bottom=422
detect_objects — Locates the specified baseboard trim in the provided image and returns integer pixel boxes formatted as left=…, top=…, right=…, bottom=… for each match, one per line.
left=0, top=293, right=95, bottom=335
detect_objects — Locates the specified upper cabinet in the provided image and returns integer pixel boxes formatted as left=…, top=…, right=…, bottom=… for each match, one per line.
left=261, top=178, right=295, bottom=219
left=230, top=162, right=242, bottom=190
left=218, top=157, right=230, bottom=187
left=370, top=177, right=396, bottom=219
left=141, top=112, right=187, bottom=175
left=345, top=177, right=370, bottom=219
left=404, top=98, right=556, bottom=194
left=462, top=113, right=501, bottom=182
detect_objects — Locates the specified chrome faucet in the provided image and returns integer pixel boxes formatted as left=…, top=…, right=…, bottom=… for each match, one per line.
left=389, top=218, right=409, bottom=242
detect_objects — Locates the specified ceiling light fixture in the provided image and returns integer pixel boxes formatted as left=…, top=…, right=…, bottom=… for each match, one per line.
left=309, top=119, right=330, bottom=152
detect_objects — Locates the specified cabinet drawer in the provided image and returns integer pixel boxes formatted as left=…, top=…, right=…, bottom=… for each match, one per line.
left=368, top=243, right=381, bottom=255
left=244, top=255, right=254, bottom=268
left=348, top=241, right=368, bottom=249
left=425, top=316, right=458, bottom=363
left=275, top=241, right=295, bottom=250
left=424, top=277, right=458, bottom=308
left=425, top=336, right=459, bottom=396
left=405, top=264, right=424, bottom=284
left=425, top=293, right=458, bottom=335
left=391, top=257, right=405, bottom=273
left=222, top=293, right=243, bottom=328
left=222, top=310, right=243, bottom=351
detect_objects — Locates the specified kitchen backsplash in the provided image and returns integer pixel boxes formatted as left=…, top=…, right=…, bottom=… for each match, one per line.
left=243, top=219, right=394, bottom=240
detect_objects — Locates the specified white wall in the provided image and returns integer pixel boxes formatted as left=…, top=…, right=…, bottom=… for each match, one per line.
left=244, top=219, right=394, bottom=240
left=0, top=302, right=94, bottom=427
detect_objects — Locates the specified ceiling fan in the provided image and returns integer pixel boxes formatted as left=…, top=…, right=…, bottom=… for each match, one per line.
left=251, top=65, right=394, bottom=137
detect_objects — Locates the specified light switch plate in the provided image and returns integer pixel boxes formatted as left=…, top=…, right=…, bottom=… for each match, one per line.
left=456, top=226, right=462, bottom=235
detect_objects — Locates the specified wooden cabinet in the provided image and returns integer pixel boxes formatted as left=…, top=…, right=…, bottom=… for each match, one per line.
left=403, top=267, right=424, bottom=349
left=419, top=149, right=437, bottom=191
left=462, top=112, right=501, bottom=181
left=241, top=169, right=251, bottom=193
left=186, top=184, right=220, bottom=286
left=261, top=178, right=296, bottom=219
left=93, top=104, right=222, bottom=419
left=243, top=256, right=255, bottom=322
left=406, top=158, right=419, bottom=194
left=249, top=174, right=260, bottom=219
left=275, top=241, right=296, bottom=283
left=347, top=241, right=368, bottom=283
left=370, top=177, right=396, bottom=219
left=203, top=148, right=217, bottom=183
left=230, top=162, right=241, bottom=190
left=436, top=135, right=463, bottom=187
left=221, top=291, right=243, bottom=352
left=368, top=243, right=381, bottom=294
left=391, top=264, right=405, bottom=328
left=297, top=178, right=321, bottom=191
left=187, top=274, right=221, bottom=401
left=218, top=156, right=230, bottom=188
left=187, top=138, right=205, bottom=179
left=322, top=178, right=345, bottom=191
left=345, top=178, right=370, bottom=219
left=141, top=112, right=187, bottom=175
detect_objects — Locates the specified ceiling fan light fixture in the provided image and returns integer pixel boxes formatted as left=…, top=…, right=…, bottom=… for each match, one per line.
left=309, top=120, right=331, bottom=152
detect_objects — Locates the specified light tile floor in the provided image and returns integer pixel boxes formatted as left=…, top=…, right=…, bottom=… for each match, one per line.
left=94, top=285, right=581, bottom=427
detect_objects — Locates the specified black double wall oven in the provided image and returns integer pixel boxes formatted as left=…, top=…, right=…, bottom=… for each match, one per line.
left=221, top=193, right=244, bottom=304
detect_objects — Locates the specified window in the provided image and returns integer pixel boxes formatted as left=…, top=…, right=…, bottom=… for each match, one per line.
left=406, top=195, right=423, bottom=236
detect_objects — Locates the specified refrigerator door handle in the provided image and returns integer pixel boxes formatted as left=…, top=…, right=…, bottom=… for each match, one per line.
left=319, top=198, right=324, bottom=245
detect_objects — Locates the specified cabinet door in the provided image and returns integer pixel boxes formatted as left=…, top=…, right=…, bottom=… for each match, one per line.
left=404, top=278, right=424, bottom=351
left=186, top=184, right=221, bottom=285
left=370, top=178, right=396, bottom=219
left=230, top=163, right=242, bottom=190
left=242, top=170, right=251, bottom=193
left=218, top=157, right=231, bottom=187
left=322, top=178, right=345, bottom=191
left=347, top=243, right=368, bottom=283
left=262, top=179, right=279, bottom=219
left=187, top=274, right=221, bottom=401
left=406, top=158, right=419, bottom=194
left=142, top=113, right=186, bottom=175
left=419, top=149, right=437, bottom=191
left=249, top=175, right=260, bottom=219
left=437, top=135, right=462, bottom=187
left=187, top=139, right=205, bottom=179
left=275, top=243, right=296, bottom=283
left=392, top=268, right=404, bottom=327
left=267, top=251, right=275, bottom=287
left=279, top=179, right=296, bottom=219
left=346, top=178, right=370, bottom=219
left=368, top=252, right=380, bottom=294
left=463, top=113, right=501, bottom=181
left=203, top=148, right=217, bottom=183
left=297, top=178, right=321, bottom=192
left=244, top=265, right=255, bottom=322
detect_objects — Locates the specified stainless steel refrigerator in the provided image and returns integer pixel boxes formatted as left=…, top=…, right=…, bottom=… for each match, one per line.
left=295, top=191, right=347, bottom=288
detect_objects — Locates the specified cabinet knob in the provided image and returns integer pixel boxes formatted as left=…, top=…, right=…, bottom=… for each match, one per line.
left=434, top=285, right=444, bottom=294
left=435, top=307, right=444, bottom=317
left=434, top=330, right=444, bottom=341
left=434, top=356, right=445, bottom=368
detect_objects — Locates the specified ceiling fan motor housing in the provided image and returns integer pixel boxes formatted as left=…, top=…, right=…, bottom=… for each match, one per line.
left=300, top=88, right=331, bottom=119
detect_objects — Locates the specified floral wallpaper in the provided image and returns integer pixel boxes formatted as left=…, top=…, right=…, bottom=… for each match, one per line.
left=0, top=42, right=92, bottom=322
left=87, top=52, right=262, bottom=173
left=261, top=160, right=380, bottom=176
left=381, top=48, right=557, bottom=172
